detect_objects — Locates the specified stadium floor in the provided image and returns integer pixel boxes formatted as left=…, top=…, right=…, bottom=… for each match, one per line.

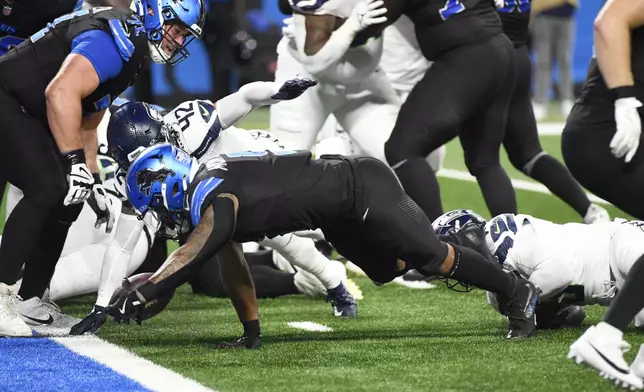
left=1, top=110, right=636, bottom=392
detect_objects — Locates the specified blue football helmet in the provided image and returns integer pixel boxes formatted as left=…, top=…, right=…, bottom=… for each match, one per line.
left=432, top=209, right=487, bottom=293
left=133, top=0, right=206, bottom=65
left=107, top=101, right=169, bottom=170
left=126, top=143, right=197, bottom=232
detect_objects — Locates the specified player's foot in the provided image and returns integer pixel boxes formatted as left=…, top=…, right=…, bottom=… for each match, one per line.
left=392, top=270, right=437, bottom=289
left=568, top=322, right=643, bottom=390
left=629, top=345, right=644, bottom=386
left=0, top=283, right=32, bottom=337
left=18, top=296, right=81, bottom=336
left=584, top=204, right=611, bottom=224
left=499, top=276, right=538, bottom=339
left=327, top=282, right=357, bottom=318
left=557, top=305, right=587, bottom=328
left=536, top=301, right=586, bottom=330
left=215, top=334, right=262, bottom=349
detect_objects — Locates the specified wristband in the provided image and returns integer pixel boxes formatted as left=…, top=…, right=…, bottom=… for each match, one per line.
left=63, top=149, right=86, bottom=165
left=93, top=173, right=102, bottom=184
left=610, top=86, right=637, bottom=101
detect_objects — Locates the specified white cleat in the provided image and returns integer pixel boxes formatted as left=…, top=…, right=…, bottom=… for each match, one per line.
left=629, top=345, right=644, bottom=388
left=0, top=283, right=33, bottom=337
left=568, top=323, right=643, bottom=390
left=19, top=296, right=81, bottom=337
left=584, top=204, right=611, bottom=224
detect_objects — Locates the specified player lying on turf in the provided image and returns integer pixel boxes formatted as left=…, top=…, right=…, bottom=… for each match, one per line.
left=107, top=143, right=540, bottom=348
left=433, top=209, right=644, bottom=330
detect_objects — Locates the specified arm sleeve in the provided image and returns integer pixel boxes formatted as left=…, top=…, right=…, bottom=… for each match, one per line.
left=95, top=210, right=146, bottom=307
left=138, top=196, right=236, bottom=300
left=71, top=29, right=123, bottom=83
left=215, top=82, right=281, bottom=129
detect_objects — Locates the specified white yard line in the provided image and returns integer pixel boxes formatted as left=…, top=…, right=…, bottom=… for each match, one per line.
left=537, top=122, right=566, bottom=135
left=437, top=168, right=609, bottom=205
left=53, top=335, right=216, bottom=392
left=287, top=321, right=334, bottom=332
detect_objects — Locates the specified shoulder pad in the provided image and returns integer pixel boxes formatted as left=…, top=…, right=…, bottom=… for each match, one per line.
left=190, top=177, right=224, bottom=226
left=107, top=16, right=145, bottom=62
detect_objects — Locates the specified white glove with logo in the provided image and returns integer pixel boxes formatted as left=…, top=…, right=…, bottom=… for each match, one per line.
left=346, top=0, right=388, bottom=33
left=87, top=174, right=115, bottom=234
left=611, top=97, right=643, bottom=163
left=63, top=150, right=94, bottom=206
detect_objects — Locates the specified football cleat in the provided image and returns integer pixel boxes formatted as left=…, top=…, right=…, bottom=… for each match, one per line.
left=392, top=270, right=437, bottom=290
left=569, top=323, right=643, bottom=390
left=327, top=282, right=357, bottom=318
left=584, top=204, right=611, bottom=224
left=215, top=335, right=262, bottom=349
left=0, top=283, right=32, bottom=337
left=19, top=296, right=80, bottom=336
left=536, top=301, right=586, bottom=330
left=498, top=275, right=539, bottom=339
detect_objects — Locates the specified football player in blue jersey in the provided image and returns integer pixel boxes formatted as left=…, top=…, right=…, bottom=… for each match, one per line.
left=0, top=0, right=205, bottom=337
left=108, top=143, right=540, bottom=348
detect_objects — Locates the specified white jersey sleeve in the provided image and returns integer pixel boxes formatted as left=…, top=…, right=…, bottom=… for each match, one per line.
left=198, top=126, right=286, bottom=163
left=163, top=99, right=221, bottom=160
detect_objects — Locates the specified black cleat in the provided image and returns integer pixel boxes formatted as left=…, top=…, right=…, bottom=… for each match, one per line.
left=499, top=275, right=539, bottom=339
left=215, top=334, right=262, bottom=349
left=536, top=300, right=587, bottom=330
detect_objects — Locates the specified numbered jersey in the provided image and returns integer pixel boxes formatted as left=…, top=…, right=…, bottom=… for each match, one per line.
left=496, top=0, right=530, bottom=47
left=485, top=213, right=617, bottom=304
left=163, top=99, right=286, bottom=163
left=403, top=0, right=502, bottom=61
left=0, top=0, right=80, bottom=54
left=185, top=150, right=355, bottom=242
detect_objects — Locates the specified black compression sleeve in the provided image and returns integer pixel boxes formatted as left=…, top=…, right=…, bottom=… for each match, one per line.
left=138, top=196, right=236, bottom=300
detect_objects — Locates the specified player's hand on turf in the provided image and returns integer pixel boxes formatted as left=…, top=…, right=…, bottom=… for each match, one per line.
left=108, top=282, right=148, bottom=325
left=611, top=97, right=642, bottom=162
left=271, top=78, right=318, bottom=101
left=63, top=150, right=94, bottom=205
left=348, top=0, right=388, bottom=33
left=215, top=335, right=262, bottom=350
left=70, top=305, right=108, bottom=335
left=87, top=175, right=115, bottom=233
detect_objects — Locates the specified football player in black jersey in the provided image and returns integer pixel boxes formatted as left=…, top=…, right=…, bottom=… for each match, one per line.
left=379, top=0, right=518, bottom=221
left=109, top=143, right=540, bottom=348
left=565, top=1, right=644, bottom=389
left=495, top=0, right=610, bottom=224
left=0, top=0, right=205, bottom=336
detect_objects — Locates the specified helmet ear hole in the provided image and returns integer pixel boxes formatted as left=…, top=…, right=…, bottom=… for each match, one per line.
left=172, top=182, right=180, bottom=196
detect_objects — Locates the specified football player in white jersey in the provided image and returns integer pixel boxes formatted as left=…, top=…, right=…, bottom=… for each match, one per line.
left=433, top=209, right=644, bottom=389
left=270, top=0, right=400, bottom=163
left=70, top=78, right=359, bottom=334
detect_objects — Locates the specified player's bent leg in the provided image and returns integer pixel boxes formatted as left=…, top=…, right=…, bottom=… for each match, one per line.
left=259, top=234, right=357, bottom=317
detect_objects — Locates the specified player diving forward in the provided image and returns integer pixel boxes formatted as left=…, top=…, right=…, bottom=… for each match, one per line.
left=71, top=78, right=360, bottom=335
left=108, top=143, right=540, bottom=348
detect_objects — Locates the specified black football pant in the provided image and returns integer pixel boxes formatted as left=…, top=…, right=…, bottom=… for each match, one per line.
left=385, top=33, right=517, bottom=221
left=503, top=44, right=591, bottom=217
left=0, top=86, right=82, bottom=298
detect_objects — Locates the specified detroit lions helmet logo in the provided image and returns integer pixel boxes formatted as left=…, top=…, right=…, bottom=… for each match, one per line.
left=136, top=167, right=176, bottom=196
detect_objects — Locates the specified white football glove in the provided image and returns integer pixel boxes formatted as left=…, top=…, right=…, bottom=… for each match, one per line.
left=63, top=150, right=94, bottom=205
left=87, top=174, right=115, bottom=234
left=610, top=97, right=643, bottom=163
left=346, top=0, right=388, bottom=33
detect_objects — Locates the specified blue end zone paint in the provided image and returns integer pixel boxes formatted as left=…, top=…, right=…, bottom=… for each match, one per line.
left=0, top=338, right=151, bottom=392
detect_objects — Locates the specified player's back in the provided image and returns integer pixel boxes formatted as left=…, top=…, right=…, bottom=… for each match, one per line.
left=404, top=0, right=502, bottom=60
left=189, top=151, right=355, bottom=242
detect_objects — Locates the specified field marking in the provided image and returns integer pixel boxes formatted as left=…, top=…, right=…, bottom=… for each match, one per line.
left=537, top=122, right=565, bottom=135
left=53, top=335, right=216, bottom=392
left=437, top=168, right=609, bottom=206
left=287, top=321, right=334, bottom=332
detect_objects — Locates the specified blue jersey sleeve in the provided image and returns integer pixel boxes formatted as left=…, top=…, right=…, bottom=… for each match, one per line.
left=190, top=177, right=225, bottom=226
left=71, top=29, right=123, bottom=83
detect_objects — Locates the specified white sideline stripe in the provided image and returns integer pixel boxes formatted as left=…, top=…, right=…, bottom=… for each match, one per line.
left=437, top=168, right=609, bottom=205
left=537, top=122, right=565, bottom=135
left=287, top=321, right=333, bottom=332
left=53, top=335, right=216, bottom=392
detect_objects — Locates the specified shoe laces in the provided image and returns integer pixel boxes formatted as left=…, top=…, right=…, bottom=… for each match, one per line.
left=327, top=284, right=354, bottom=305
left=592, top=281, right=618, bottom=300
left=2, top=293, right=23, bottom=319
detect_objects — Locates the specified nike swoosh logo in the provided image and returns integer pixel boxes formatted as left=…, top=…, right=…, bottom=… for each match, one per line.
left=494, top=222, right=501, bottom=234
left=589, top=342, right=630, bottom=374
left=119, top=299, right=128, bottom=314
left=23, top=314, right=54, bottom=325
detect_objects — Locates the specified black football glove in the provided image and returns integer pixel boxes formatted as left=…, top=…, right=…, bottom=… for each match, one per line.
left=270, top=78, right=317, bottom=101
left=70, top=305, right=108, bottom=335
left=107, top=281, right=149, bottom=325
